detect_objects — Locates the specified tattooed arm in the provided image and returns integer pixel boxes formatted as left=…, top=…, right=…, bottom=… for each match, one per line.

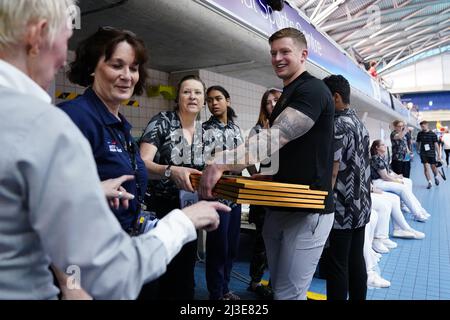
left=271, top=107, right=315, bottom=147
left=199, top=107, right=314, bottom=198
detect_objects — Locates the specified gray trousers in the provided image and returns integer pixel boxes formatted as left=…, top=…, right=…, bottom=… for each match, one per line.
left=262, top=210, right=334, bottom=300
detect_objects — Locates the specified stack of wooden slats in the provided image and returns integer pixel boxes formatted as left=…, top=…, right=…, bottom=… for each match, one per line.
left=190, top=174, right=327, bottom=209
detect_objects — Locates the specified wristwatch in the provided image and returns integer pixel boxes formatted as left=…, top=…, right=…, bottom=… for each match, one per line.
left=164, top=165, right=172, bottom=179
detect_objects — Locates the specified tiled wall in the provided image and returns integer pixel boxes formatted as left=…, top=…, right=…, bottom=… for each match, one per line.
left=53, top=52, right=269, bottom=138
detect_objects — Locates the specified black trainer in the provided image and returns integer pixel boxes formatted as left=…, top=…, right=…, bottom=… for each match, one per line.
left=247, top=284, right=274, bottom=300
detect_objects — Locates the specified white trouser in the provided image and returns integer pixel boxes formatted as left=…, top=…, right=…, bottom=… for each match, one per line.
left=371, top=192, right=412, bottom=237
left=378, top=191, right=412, bottom=232
left=372, top=178, right=425, bottom=217
left=364, top=209, right=378, bottom=272
left=371, top=193, right=391, bottom=239
left=262, top=210, right=334, bottom=300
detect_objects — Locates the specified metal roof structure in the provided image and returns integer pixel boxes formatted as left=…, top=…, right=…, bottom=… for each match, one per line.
left=289, top=0, right=450, bottom=74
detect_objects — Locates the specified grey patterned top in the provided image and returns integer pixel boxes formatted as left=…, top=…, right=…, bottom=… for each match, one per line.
left=203, top=116, right=244, bottom=208
left=370, top=154, right=390, bottom=180
left=390, top=130, right=408, bottom=161
left=140, top=111, right=204, bottom=199
left=333, top=108, right=371, bottom=229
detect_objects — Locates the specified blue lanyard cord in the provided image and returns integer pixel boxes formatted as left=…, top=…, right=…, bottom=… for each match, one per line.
left=105, top=125, right=144, bottom=214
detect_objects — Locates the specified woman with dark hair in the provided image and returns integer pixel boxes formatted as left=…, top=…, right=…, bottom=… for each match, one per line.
left=255, top=89, right=281, bottom=131
left=370, top=140, right=430, bottom=223
left=57, top=28, right=225, bottom=300
left=203, top=85, right=244, bottom=300
left=139, top=75, right=206, bottom=300
left=58, top=26, right=149, bottom=233
left=247, top=89, right=281, bottom=299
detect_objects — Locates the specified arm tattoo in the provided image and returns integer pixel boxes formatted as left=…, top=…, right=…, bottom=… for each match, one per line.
left=210, top=107, right=314, bottom=170
left=271, top=107, right=315, bottom=147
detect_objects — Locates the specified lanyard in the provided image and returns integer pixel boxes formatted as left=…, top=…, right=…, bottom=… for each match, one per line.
left=105, top=125, right=144, bottom=214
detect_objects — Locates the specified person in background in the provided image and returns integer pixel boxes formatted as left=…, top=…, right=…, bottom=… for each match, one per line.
left=247, top=89, right=281, bottom=299
left=139, top=75, right=205, bottom=300
left=416, top=121, right=442, bottom=189
left=390, top=120, right=413, bottom=178
left=404, top=127, right=413, bottom=177
left=322, top=74, right=371, bottom=300
left=58, top=27, right=149, bottom=234
left=441, top=129, right=450, bottom=168
left=370, top=140, right=430, bottom=222
left=368, top=61, right=378, bottom=79
left=203, top=85, right=244, bottom=300
left=200, top=27, right=335, bottom=300
left=0, top=0, right=225, bottom=300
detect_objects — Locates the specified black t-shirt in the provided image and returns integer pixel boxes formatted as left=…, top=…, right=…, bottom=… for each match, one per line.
left=269, top=71, right=335, bottom=214
left=416, top=130, right=438, bottom=157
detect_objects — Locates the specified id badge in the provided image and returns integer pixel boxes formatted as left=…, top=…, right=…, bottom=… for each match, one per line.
left=424, top=144, right=431, bottom=151
left=179, top=190, right=199, bottom=209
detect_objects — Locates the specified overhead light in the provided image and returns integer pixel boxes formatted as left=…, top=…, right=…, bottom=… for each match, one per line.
left=407, top=26, right=434, bottom=39
left=404, top=16, right=433, bottom=31
left=353, top=38, right=368, bottom=48
left=439, top=18, right=450, bottom=26
left=369, top=23, right=398, bottom=39
left=375, top=32, right=400, bottom=46
left=379, top=40, right=404, bottom=53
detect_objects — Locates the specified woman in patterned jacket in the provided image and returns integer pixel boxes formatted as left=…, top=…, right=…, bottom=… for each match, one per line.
left=203, top=85, right=244, bottom=300
left=139, top=75, right=206, bottom=300
left=370, top=140, right=430, bottom=222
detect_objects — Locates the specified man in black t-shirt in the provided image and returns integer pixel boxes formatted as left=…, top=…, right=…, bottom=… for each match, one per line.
left=416, top=120, right=442, bottom=189
left=200, top=28, right=335, bottom=300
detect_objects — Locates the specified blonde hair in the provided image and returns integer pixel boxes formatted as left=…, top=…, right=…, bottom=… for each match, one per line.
left=0, top=0, right=75, bottom=51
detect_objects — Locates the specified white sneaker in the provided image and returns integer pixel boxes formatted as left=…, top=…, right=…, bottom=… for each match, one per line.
left=381, top=238, right=397, bottom=249
left=414, top=213, right=428, bottom=222
left=392, top=229, right=415, bottom=239
left=367, top=272, right=391, bottom=288
left=401, top=205, right=411, bottom=214
left=408, top=229, right=425, bottom=239
left=421, top=210, right=431, bottom=219
left=372, top=239, right=390, bottom=253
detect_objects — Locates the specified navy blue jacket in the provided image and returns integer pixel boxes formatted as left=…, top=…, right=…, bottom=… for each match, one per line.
left=58, top=88, right=148, bottom=231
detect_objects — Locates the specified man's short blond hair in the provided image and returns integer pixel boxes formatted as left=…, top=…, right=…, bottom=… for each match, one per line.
left=0, top=0, right=75, bottom=51
left=269, top=27, right=308, bottom=49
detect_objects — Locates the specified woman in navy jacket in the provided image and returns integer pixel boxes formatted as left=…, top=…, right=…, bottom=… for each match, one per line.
left=58, top=27, right=148, bottom=233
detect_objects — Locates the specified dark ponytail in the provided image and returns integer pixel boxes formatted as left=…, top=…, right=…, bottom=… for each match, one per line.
left=227, top=106, right=237, bottom=121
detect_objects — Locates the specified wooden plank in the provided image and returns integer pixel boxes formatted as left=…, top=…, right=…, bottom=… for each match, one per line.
left=190, top=174, right=328, bottom=196
left=218, top=194, right=325, bottom=209
left=213, top=184, right=326, bottom=199
left=214, top=188, right=324, bottom=204
left=217, top=182, right=327, bottom=196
